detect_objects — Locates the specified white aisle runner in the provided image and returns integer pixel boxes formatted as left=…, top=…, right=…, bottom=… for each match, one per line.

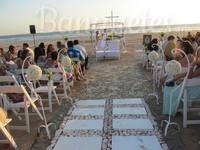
left=48, top=99, right=168, bottom=150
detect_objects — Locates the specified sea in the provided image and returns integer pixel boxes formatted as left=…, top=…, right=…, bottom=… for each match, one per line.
left=0, top=23, right=200, bottom=44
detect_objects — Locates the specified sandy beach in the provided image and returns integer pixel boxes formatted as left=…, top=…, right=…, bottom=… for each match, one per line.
left=1, top=32, right=200, bottom=150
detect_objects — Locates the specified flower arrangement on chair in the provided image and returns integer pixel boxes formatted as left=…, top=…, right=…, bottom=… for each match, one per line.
left=22, top=56, right=55, bottom=139
left=148, top=50, right=160, bottom=104
left=44, top=68, right=53, bottom=81
left=165, top=60, right=182, bottom=76
left=148, top=51, right=159, bottom=62
left=26, top=65, right=43, bottom=81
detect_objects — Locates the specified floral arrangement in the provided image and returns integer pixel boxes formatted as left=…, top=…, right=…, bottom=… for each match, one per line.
left=61, top=56, right=72, bottom=67
left=148, top=51, right=159, bottom=62
left=26, top=65, right=42, bottom=81
left=0, top=107, right=7, bottom=124
left=165, top=60, right=182, bottom=76
left=44, top=68, right=53, bottom=81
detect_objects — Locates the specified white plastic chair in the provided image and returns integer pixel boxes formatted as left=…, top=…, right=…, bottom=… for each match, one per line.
left=0, top=85, right=43, bottom=133
left=34, top=75, right=60, bottom=112
left=48, top=67, right=73, bottom=101
left=180, top=78, right=200, bottom=127
left=0, top=109, right=17, bottom=149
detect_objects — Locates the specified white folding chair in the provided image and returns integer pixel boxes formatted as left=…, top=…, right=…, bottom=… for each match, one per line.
left=0, top=112, right=17, bottom=149
left=48, top=67, right=73, bottom=101
left=180, top=78, right=200, bottom=127
left=34, top=75, right=60, bottom=112
left=0, top=85, right=43, bottom=133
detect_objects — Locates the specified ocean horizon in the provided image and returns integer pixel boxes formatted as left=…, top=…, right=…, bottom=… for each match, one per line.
left=0, top=23, right=200, bottom=43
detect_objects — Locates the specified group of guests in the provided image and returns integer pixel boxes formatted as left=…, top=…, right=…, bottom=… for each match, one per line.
left=147, top=32, right=200, bottom=115
left=0, top=39, right=89, bottom=81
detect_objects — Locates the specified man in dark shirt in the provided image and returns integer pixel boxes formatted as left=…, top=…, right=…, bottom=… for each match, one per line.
left=34, top=42, right=45, bottom=63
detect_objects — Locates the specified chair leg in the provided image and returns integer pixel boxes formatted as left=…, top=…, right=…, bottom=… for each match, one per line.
left=53, top=89, right=60, bottom=105
left=24, top=101, right=30, bottom=133
left=183, top=90, right=188, bottom=128
left=48, top=90, right=52, bottom=112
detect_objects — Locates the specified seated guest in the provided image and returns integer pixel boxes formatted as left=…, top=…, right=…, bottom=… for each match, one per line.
left=44, top=51, right=58, bottom=68
left=147, top=38, right=159, bottom=52
left=0, top=47, right=6, bottom=65
left=34, top=42, right=45, bottom=63
left=67, top=41, right=85, bottom=60
left=45, top=52, right=73, bottom=82
left=0, top=64, right=7, bottom=76
left=22, top=43, right=34, bottom=59
left=190, top=37, right=198, bottom=53
left=74, top=40, right=89, bottom=70
left=4, top=45, right=17, bottom=62
left=16, top=49, right=32, bottom=68
left=162, top=41, right=196, bottom=115
left=47, top=44, right=55, bottom=58
left=174, top=41, right=194, bottom=67
left=164, top=35, right=176, bottom=61
left=57, top=41, right=62, bottom=52
left=67, top=41, right=85, bottom=81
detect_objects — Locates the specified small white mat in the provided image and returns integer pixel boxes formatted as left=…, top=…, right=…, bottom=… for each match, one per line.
left=113, top=98, right=143, bottom=105
left=76, top=99, right=106, bottom=106
left=112, top=136, right=162, bottom=150
left=113, top=107, right=147, bottom=115
left=64, top=119, right=103, bottom=130
left=113, top=119, right=153, bottom=129
left=72, top=107, right=105, bottom=116
left=54, top=136, right=102, bottom=150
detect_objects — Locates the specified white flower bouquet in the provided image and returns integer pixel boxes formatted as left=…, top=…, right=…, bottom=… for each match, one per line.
left=27, top=65, right=42, bottom=81
left=165, top=60, right=182, bottom=76
left=148, top=51, right=159, bottom=62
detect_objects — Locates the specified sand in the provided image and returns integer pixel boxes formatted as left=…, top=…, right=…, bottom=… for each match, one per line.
left=1, top=32, right=200, bottom=150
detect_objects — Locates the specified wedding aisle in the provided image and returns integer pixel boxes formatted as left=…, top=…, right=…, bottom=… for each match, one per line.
left=47, top=98, right=167, bottom=150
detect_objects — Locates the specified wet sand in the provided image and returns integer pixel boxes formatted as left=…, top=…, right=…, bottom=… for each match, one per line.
left=1, top=33, right=200, bottom=150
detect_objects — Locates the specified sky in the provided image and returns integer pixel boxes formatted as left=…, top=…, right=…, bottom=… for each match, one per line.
left=1, top=0, right=200, bottom=35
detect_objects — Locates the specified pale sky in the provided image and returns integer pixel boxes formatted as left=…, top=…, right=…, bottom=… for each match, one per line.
left=1, top=0, right=200, bottom=35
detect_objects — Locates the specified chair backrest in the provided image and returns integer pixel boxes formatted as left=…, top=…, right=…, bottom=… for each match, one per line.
left=0, top=85, right=43, bottom=120
left=0, top=75, right=19, bottom=86
left=185, top=78, right=200, bottom=87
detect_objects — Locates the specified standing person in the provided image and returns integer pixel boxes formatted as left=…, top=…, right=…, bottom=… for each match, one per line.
left=34, top=42, right=45, bottom=63
left=96, top=31, right=100, bottom=42
left=159, top=33, right=165, bottom=46
left=73, top=40, right=89, bottom=70
left=102, top=29, right=108, bottom=40
left=64, top=36, right=68, bottom=48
